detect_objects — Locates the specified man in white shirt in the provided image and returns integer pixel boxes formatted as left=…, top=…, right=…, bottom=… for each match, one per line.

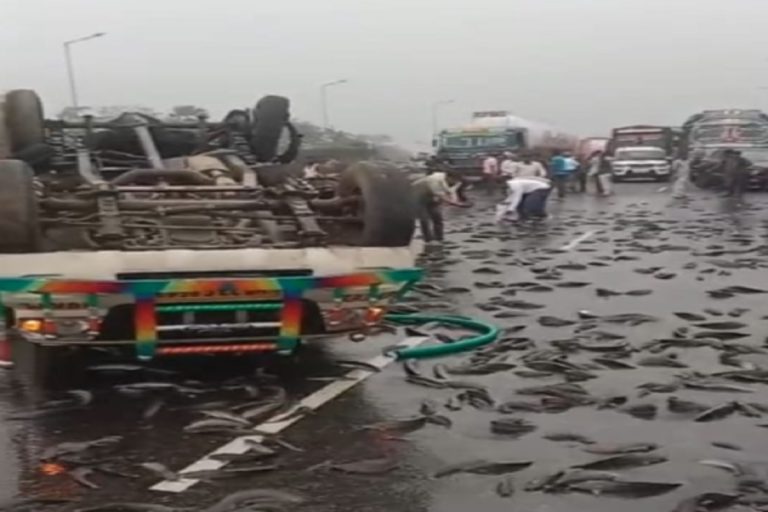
left=412, top=171, right=466, bottom=245
left=481, top=153, right=500, bottom=194
left=495, top=177, right=552, bottom=222
left=500, top=154, right=517, bottom=178
left=504, top=155, right=547, bottom=179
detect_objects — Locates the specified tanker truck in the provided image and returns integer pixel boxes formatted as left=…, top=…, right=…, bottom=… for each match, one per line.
left=433, top=111, right=579, bottom=178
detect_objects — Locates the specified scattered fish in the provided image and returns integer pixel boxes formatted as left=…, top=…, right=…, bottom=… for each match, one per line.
left=334, top=359, right=382, bottom=373
left=682, top=380, right=754, bottom=393
left=538, top=316, right=577, bottom=327
left=41, top=436, right=123, bottom=461
left=674, top=312, right=708, bottom=322
left=698, top=459, right=744, bottom=475
left=434, top=459, right=533, bottom=478
left=694, top=402, right=738, bottom=422
left=567, top=479, right=682, bottom=498
left=584, top=442, right=658, bottom=455
left=667, top=396, right=709, bottom=414
left=362, top=417, right=428, bottom=434
left=637, top=354, right=688, bottom=368
left=490, top=418, right=537, bottom=437
left=695, top=321, right=747, bottom=330
left=200, top=410, right=252, bottom=427
left=572, top=454, right=667, bottom=470
left=622, top=403, right=658, bottom=420
left=711, top=441, right=742, bottom=451
left=330, top=457, right=399, bottom=475
left=543, top=433, right=595, bottom=445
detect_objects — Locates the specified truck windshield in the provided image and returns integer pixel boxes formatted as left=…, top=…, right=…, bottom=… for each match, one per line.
left=440, top=133, right=517, bottom=150
left=691, top=123, right=768, bottom=143
left=615, top=148, right=666, bottom=160
left=614, top=132, right=664, bottom=144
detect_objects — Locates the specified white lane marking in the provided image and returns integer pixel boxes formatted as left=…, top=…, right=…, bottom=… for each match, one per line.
left=560, top=229, right=600, bottom=251
left=151, top=335, right=430, bottom=493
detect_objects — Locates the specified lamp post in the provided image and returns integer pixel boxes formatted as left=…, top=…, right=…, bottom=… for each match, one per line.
left=321, top=79, right=348, bottom=130
left=63, top=32, right=106, bottom=110
left=431, top=99, right=455, bottom=135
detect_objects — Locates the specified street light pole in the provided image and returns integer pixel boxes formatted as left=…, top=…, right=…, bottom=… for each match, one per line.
left=321, top=79, right=348, bottom=130
left=63, top=32, right=106, bottom=110
left=431, top=99, right=455, bottom=135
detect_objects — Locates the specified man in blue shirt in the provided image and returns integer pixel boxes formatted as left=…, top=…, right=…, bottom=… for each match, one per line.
left=549, top=151, right=572, bottom=199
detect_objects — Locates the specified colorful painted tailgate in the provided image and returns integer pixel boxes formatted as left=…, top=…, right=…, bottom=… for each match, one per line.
left=0, top=247, right=423, bottom=363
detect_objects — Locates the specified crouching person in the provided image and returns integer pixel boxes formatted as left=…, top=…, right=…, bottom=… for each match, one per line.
left=495, top=177, right=553, bottom=222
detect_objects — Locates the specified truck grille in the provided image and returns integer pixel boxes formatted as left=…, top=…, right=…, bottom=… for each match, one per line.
left=156, top=302, right=283, bottom=341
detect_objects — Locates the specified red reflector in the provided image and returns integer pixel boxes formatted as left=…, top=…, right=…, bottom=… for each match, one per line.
left=42, top=320, right=57, bottom=335
left=88, top=318, right=101, bottom=333
left=365, top=307, right=385, bottom=326
left=156, top=343, right=277, bottom=355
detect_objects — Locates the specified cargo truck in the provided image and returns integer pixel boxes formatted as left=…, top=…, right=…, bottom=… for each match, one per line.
left=433, top=111, right=579, bottom=178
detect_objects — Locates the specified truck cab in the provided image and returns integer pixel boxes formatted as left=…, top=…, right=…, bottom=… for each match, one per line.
left=434, top=128, right=526, bottom=178
left=610, top=146, right=672, bottom=182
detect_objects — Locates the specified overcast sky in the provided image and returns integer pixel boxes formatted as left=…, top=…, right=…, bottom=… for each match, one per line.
left=2, top=0, right=768, bottom=148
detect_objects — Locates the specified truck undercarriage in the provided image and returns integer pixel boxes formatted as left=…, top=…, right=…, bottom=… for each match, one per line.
left=0, top=90, right=416, bottom=253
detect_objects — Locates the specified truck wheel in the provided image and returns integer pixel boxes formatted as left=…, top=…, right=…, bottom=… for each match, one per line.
left=4, top=90, right=45, bottom=152
left=0, top=160, right=41, bottom=253
left=250, top=96, right=290, bottom=163
left=337, top=162, right=416, bottom=247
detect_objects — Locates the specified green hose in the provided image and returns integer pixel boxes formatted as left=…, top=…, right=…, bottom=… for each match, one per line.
left=384, top=313, right=500, bottom=360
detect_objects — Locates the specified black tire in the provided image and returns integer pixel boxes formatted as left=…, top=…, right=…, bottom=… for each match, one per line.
left=0, top=160, right=40, bottom=253
left=338, top=162, right=416, bottom=247
left=4, top=90, right=45, bottom=152
left=250, top=96, right=290, bottom=163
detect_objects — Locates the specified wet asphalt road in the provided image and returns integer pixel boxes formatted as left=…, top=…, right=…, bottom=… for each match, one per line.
left=3, top=182, right=768, bottom=511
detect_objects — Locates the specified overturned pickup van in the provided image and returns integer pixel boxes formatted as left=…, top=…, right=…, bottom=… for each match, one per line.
left=0, top=90, right=421, bottom=378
